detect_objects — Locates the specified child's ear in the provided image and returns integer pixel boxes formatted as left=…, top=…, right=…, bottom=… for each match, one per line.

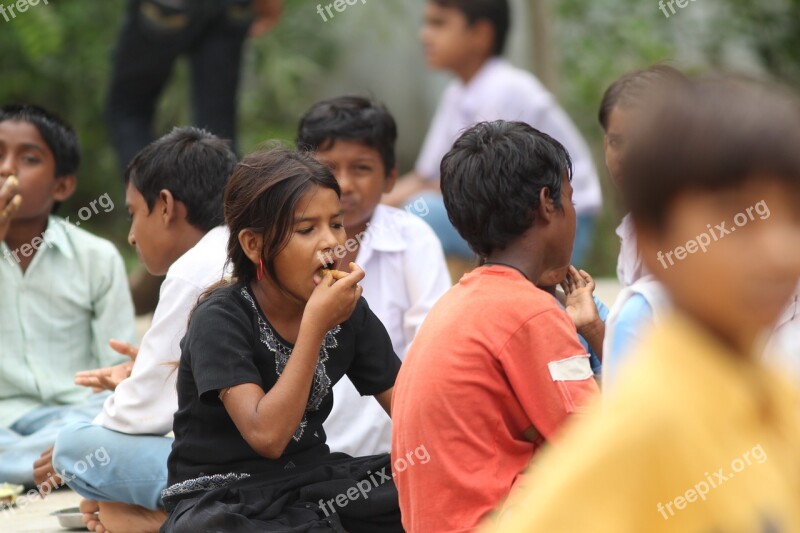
left=383, top=167, right=399, bottom=194
left=471, top=19, right=496, bottom=56
left=537, top=187, right=555, bottom=223
left=53, top=175, right=77, bottom=203
left=238, top=229, right=264, bottom=266
left=159, top=189, right=179, bottom=226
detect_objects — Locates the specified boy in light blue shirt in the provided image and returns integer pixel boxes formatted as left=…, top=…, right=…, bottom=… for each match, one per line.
left=0, top=104, right=135, bottom=488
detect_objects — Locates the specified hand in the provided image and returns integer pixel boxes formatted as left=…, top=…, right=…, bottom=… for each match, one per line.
left=74, top=340, right=139, bottom=392
left=249, top=0, right=282, bottom=37
left=0, top=175, right=22, bottom=242
left=33, top=447, right=63, bottom=495
left=304, top=262, right=365, bottom=334
left=560, top=266, right=601, bottom=331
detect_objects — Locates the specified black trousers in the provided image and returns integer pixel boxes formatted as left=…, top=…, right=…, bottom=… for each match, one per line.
left=106, top=0, right=251, bottom=173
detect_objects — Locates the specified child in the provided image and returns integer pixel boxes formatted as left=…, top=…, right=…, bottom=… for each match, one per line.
left=296, top=95, right=451, bottom=457
left=385, top=0, right=602, bottom=264
left=51, top=127, right=235, bottom=533
left=0, top=104, right=135, bottom=488
left=596, top=65, right=687, bottom=386
left=160, top=148, right=403, bottom=532
left=391, top=120, right=600, bottom=532
left=486, top=76, right=800, bottom=532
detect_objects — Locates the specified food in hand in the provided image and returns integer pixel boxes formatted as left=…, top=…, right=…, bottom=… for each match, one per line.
left=319, top=268, right=348, bottom=280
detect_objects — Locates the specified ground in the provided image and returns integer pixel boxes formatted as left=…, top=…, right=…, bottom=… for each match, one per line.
left=4, top=280, right=622, bottom=532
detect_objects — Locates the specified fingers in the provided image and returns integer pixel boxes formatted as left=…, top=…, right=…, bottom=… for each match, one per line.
left=108, top=339, right=139, bottom=359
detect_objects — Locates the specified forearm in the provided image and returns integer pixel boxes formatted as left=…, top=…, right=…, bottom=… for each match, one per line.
left=578, top=320, right=606, bottom=361
left=249, top=323, right=326, bottom=456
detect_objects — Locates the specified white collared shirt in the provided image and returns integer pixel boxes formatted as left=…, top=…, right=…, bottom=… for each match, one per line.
left=94, top=226, right=230, bottom=435
left=415, top=58, right=603, bottom=215
left=615, top=213, right=648, bottom=288
left=324, top=205, right=451, bottom=456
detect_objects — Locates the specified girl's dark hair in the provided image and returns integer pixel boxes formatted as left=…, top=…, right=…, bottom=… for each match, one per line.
left=598, top=64, right=688, bottom=131
left=224, top=147, right=341, bottom=288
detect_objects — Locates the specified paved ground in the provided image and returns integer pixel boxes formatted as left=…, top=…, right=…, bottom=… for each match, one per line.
left=5, top=279, right=622, bottom=532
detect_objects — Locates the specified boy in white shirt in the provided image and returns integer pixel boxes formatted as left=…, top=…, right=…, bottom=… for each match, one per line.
left=297, top=95, right=451, bottom=456
left=50, top=127, right=235, bottom=533
left=385, top=0, right=602, bottom=264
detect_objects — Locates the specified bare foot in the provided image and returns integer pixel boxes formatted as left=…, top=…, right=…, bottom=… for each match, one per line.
left=76, top=500, right=166, bottom=533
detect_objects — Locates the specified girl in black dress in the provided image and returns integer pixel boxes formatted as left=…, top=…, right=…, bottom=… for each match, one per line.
left=161, top=148, right=403, bottom=532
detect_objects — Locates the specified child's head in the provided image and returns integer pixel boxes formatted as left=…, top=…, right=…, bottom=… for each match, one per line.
left=296, top=96, right=397, bottom=234
left=441, top=120, right=575, bottom=279
left=421, top=0, right=510, bottom=71
left=624, top=76, right=800, bottom=350
left=0, top=104, right=79, bottom=219
left=125, top=126, right=236, bottom=276
left=225, top=147, right=344, bottom=302
left=598, top=65, right=687, bottom=189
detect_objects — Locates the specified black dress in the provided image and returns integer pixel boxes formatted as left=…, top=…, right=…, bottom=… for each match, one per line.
left=161, top=282, right=403, bottom=533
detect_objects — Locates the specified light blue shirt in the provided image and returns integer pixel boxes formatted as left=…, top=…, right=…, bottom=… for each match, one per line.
left=0, top=216, right=135, bottom=427
left=604, top=293, right=654, bottom=386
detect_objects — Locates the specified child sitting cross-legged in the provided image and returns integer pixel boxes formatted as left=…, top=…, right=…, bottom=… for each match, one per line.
left=160, top=147, right=403, bottom=532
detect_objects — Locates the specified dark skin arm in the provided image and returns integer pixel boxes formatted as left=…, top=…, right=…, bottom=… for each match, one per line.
left=221, top=266, right=364, bottom=459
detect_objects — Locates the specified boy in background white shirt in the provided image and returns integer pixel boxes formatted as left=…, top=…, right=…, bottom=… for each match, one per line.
left=384, top=0, right=602, bottom=265
left=50, top=127, right=235, bottom=532
left=297, top=95, right=451, bottom=456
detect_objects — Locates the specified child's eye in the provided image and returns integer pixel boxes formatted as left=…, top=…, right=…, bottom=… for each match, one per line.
left=297, top=227, right=314, bottom=235
left=332, top=223, right=344, bottom=230
left=22, top=155, right=41, bottom=165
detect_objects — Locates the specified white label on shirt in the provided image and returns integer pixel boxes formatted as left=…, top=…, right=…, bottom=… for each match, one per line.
left=548, top=355, right=593, bottom=381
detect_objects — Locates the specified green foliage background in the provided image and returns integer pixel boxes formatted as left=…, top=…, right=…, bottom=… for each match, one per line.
left=1, top=0, right=797, bottom=275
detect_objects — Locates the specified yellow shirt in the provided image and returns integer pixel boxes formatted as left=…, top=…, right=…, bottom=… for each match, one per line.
left=483, top=313, right=800, bottom=533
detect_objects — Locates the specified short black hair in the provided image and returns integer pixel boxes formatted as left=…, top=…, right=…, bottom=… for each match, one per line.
left=432, top=0, right=510, bottom=56
left=622, top=76, right=800, bottom=233
left=125, top=127, right=237, bottom=232
left=295, top=95, right=397, bottom=176
left=441, top=120, right=573, bottom=257
left=0, top=104, right=81, bottom=178
left=598, top=64, right=688, bottom=131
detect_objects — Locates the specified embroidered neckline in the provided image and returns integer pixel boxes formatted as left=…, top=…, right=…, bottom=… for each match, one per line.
left=240, top=286, right=340, bottom=442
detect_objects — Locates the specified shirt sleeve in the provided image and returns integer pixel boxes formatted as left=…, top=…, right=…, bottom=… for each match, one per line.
left=90, top=245, right=136, bottom=368
left=345, top=298, right=402, bottom=396
left=400, top=220, right=451, bottom=359
left=185, top=291, right=262, bottom=404
left=497, top=308, right=599, bottom=439
left=94, top=275, right=202, bottom=435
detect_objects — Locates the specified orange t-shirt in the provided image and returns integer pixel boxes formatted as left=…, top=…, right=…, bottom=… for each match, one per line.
left=391, top=265, right=599, bottom=532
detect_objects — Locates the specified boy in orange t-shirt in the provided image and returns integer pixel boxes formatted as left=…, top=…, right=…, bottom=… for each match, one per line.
left=391, top=120, right=601, bottom=532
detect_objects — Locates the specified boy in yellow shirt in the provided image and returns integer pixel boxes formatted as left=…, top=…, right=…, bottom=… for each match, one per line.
left=484, top=76, right=800, bottom=532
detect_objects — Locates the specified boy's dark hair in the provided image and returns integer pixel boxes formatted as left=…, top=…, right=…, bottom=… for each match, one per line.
left=124, top=126, right=237, bottom=232
left=598, top=64, right=688, bottom=131
left=0, top=104, right=81, bottom=178
left=440, top=120, right=573, bottom=257
left=622, top=76, right=800, bottom=233
left=432, top=0, right=510, bottom=56
left=295, top=95, right=397, bottom=176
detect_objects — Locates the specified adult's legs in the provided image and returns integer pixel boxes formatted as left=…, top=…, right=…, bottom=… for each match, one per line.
left=0, top=394, right=108, bottom=487
left=187, top=3, right=251, bottom=154
left=53, top=421, right=172, bottom=510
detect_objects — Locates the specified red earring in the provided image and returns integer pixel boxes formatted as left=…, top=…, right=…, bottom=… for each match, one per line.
left=257, top=258, right=264, bottom=281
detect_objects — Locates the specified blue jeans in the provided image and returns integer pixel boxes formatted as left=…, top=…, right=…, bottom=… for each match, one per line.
left=0, top=393, right=109, bottom=488
left=53, top=422, right=172, bottom=510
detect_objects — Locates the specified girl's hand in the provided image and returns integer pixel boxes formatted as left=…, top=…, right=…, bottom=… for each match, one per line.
left=561, top=266, right=601, bottom=330
left=304, top=262, right=365, bottom=334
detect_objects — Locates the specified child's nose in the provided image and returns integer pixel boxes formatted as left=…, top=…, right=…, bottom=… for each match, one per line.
left=0, top=156, right=17, bottom=178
